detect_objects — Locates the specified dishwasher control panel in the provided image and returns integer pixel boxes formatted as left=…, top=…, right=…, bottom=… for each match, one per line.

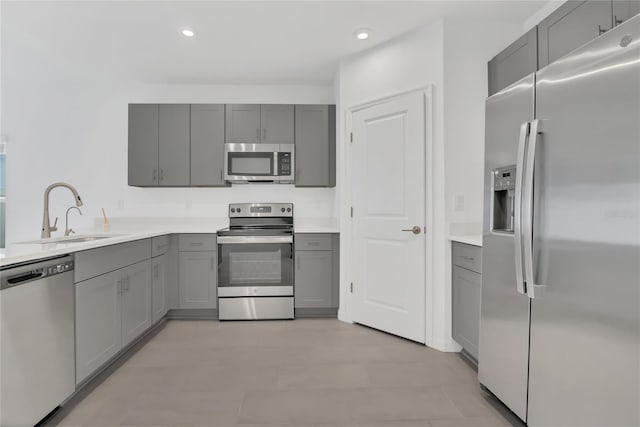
left=1, top=257, right=74, bottom=290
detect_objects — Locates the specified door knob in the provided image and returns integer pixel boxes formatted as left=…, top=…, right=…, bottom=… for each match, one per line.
left=402, top=226, right=421, bottom=235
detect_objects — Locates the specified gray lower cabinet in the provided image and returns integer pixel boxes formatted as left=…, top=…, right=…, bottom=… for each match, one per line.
left=190, top=104, right=226, bottom=186
left=294, top=105, right=336, bottom=187
left=75, top=259, right=152, bottom=384
left=128, top=104, right=159, bottom=186
left=178, top=239, right=217, bottom=309
left=158, top=104, right=190, bottom=186
left=294, top=233, right=339, bottom=316
left=538, top=1, right=613, bottom=68
left=451, top=242, right=482, bottom=361
left=151, top=253, right=169, bottom=324
left=488, top=27, right=538, bottom=96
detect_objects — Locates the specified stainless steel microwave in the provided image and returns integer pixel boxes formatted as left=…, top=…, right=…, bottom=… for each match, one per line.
left=224, top=143, right=295, bottom=184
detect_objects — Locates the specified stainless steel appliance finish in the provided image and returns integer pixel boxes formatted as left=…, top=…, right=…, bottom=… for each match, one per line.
left=527, top=17, right=640, bottom=426
left=1, top=256, right=76, bottom=426
left=224, top=143, right=294, bottom=183
left=217, top=203, right=295, bottom=320
left=218, top=296, right=294, bottom=320
left=479, top=74, right=534, bottom=422
left=480, top=15, right=640, bottom=426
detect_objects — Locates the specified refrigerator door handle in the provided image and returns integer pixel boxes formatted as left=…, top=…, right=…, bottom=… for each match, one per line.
left=523, top=119, right=545, bottom=299
left=514, top=121, right=529, bottom=295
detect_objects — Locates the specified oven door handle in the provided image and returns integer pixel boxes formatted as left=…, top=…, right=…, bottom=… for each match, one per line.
left=217, top=235, right=293, bottom=244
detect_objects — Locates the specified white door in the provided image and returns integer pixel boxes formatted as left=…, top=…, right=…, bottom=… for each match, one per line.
left=121, top=260, right=152, bottom=347
left=351, top=91, right=426, bottom=343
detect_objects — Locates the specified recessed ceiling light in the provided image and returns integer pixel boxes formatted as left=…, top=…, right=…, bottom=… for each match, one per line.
left=182, top=29, right=195, bottom=37
left=354, top=29, right=370, bottom=40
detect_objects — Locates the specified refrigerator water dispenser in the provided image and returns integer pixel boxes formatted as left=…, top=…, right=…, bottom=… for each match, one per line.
left=491, top=165, right=516, bottom=233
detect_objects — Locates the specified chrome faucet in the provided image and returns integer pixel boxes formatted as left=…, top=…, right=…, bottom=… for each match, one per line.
left=41, top=182, right=83, bottom=238
left=64, top=206, right=83, bottom=236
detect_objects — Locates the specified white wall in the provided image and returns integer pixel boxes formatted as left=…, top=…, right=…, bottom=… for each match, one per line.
left=2, top=35, right=335, bottom=242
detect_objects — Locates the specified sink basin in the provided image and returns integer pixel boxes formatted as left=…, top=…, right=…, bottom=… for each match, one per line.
left=15, top=234, right=122, bottom=245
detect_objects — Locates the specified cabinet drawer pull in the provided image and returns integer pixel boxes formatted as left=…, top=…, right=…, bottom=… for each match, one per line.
left=461, top=255, right=475, bottom=262
left=190, top=242, right=203, bottom=247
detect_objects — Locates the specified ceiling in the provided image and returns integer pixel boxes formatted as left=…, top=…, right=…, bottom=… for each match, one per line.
left=2, top=1, right=547, bottom=85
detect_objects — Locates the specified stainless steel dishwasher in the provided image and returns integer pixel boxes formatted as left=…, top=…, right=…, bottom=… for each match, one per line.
left=1, top=255, right=76, bottom=426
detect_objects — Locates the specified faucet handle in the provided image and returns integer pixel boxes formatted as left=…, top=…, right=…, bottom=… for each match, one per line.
left=51, top=217, right=58, bottom=232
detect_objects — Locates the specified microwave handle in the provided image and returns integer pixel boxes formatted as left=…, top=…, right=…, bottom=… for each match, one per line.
left=274, top=151, right=278, bottom=176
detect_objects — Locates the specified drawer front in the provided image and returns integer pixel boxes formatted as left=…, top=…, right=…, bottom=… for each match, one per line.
left=75, top=239, right=151, bottom=283
left=151, top=235, right=170, bottom=257
left=452, top=242, right=482, bottom=273
left=178, top=234, right=217, bottom=252
left=295, top=233, right=333, bottom=251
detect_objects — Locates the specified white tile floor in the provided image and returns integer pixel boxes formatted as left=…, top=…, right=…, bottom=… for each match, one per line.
left=53, top=319, right=519, bottom=426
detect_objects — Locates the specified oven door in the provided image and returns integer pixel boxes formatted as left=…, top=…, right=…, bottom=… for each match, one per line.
left=224, top=143, right=277, bottom=182
left=217, top=235, right=293, bottom=297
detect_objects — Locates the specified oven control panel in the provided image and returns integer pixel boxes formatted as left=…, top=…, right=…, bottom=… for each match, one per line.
left=229, top=203, right=293, bottom=218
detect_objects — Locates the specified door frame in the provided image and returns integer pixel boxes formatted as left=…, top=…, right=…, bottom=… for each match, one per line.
left=343, top=86, right=435, bottom=347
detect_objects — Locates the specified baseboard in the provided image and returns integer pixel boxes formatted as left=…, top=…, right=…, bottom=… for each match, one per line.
left=429, top=337, right=463, bottom=352
left=166, top=308, right=218, bottom=320
left=294, top=307, right=338, bottom=318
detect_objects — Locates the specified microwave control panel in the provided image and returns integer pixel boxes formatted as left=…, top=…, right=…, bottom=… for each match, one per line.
left=278, top=152, right=292, bottom=176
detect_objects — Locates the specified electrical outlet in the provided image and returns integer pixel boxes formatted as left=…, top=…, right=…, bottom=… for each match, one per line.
left=454, top=195, right=465, bottom=212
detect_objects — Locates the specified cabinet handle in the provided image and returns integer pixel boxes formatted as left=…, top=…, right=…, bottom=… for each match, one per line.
left=125, top=277, right=130, bottom=292
left=598, top=24, right=610, bottom=35
left=263, top=128, right=267, bottom=140
left=614, top=15, right=624, bottom=27
left=461, top=255, right=475, bottom=262
left=117, top=279, right=122, bottom=294
left=153, top=169, right=157, bottom=183
left=159, top=169, right=164, bottom=182
left=220, top=168, right=224, bottom=182
left=256, top=128, right=260, bottom=141
left=190, top=242, right=203, bottom=247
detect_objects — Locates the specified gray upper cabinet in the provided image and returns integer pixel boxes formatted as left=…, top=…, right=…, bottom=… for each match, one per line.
left=294, top=105, right=336, bottom=187
left=488, top=28, right=538, bottom=96
left=158, top=104, right=190, bottom=186
left=128, top=104, right=159, bottom=186
left=260, top=104, right=294, bottom=144
left=538, top=1, right=613, bottom=68
left=613, top=0, right=640, bottom=25
left=225, top=104, right=260, bottom=143
left=190, top=104, right=226, bottom=186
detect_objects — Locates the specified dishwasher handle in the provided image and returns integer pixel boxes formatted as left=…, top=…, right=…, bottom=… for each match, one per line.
left=8, top=270, right=45, bottom=284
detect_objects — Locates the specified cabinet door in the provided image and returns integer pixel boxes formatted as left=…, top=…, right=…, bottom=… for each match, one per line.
left=452, top=265, right=481, bottom=360
left=613, top=0, right=640, bottom=26
left=121, top=260, right=152, bottom=347
left=488, top=28, right=538, bottom=96
left=128, top=104, right=158, bottom=186
left=538, top=1, right=613, bottom=68
left=179, top=251, right=217, bottom=309
left=225, top=104, right=260, bottom=143
left=295, top=250, right=333, bottom=308
left=152, top=254, right=168, bottom=324
left=158, top=104, right=190, bottom=186
left=260, top=104, right=294, bottom=144
left=190, top=104, right=227, bottom=186
left=75, top=270, right=122, bottom=384
left=294, top=105, right=336, bottom=187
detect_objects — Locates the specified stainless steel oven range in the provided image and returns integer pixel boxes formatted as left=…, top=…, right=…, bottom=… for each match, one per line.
left=217, top=203, right=294, bottom=320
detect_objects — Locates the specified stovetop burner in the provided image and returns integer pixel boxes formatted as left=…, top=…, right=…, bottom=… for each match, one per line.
left=218, top=203, right=294, bottom=236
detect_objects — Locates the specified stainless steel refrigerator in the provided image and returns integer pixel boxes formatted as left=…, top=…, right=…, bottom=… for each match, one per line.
left=479, top=14, right=639, bottom=426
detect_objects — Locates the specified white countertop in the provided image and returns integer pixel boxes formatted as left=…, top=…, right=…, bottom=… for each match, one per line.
left=449, top=234, right=483, bottom=247
left=1, top=217, right=340, bottom=267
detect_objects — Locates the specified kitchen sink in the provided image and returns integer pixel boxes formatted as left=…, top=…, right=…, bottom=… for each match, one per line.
left=15, top=234, right=122, bottom=245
